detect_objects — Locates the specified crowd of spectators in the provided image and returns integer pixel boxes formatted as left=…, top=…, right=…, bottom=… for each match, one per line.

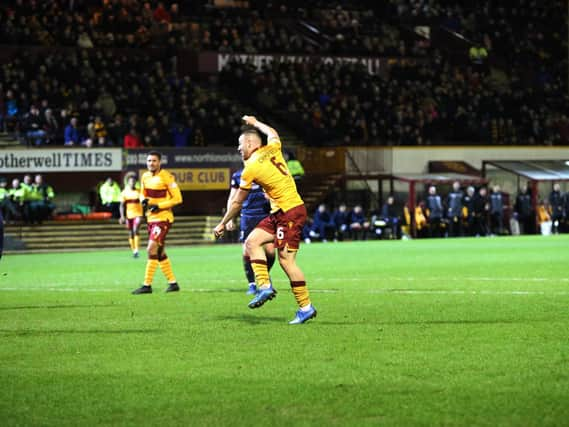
left=0, top=1, right=428, bottom=56
left=0, top=49, right=242, bottom=147
left=0, top=0, right=204, bottom=49
left=0, top=0, right=567, bottom=148
left=222, top=56, right=569, bottom=146
left=2, top=1, right=562, bottom=64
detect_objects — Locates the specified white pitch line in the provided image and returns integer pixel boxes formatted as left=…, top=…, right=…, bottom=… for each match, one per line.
left=1, top=287, right=569, bottom=296
left=182, top=277, right=569, bottom=283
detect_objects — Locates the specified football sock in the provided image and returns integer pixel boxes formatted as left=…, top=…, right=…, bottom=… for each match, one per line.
left=243, top=255, right=256, bottom=283
left=290, top=281, right=311, bottom=308
left=266, top=251, right=276, bottom=271
left=251, top=259, right=270, bottom=288
left=128, top=237, right=134, bottom=251
left=144, top=256, right=159, bottom=286
left=133, top=235, right=140, bottom=252
left=159, top=257, right=176, bottom=283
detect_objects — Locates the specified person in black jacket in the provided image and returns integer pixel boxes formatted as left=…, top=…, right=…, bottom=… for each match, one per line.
left=514, top=184, right=534, bottom=234
left=463, top=186, right=475, bottom=236
left=490, top=185, right=504, bottom=235
left=378, top=195, right=401, bottom=239
left=472, top=187, right=489, bottom=237
left=25, top=105, right=47, bottom=146
left=332, top=204, right=349, bottom=241
left=309, top=204, right=336, bottom=242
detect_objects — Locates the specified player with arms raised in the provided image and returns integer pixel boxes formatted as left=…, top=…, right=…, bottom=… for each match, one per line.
left=119, top=173, right=144, bottom=258
left=132, top=151, right=183, bottom=294
left=214, top=116, right=316, bottom=324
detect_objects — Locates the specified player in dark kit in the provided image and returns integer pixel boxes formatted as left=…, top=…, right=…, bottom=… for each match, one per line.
left=226, top=169, right=275, bottom=294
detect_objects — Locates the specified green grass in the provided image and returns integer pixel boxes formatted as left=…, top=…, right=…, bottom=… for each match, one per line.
left=1, top=236, right=569, bottom=426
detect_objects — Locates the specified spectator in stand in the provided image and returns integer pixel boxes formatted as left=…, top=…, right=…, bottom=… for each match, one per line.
left=549, top=183, right=564, bottom=234
left=3, top=89, right=19, bottom=133
left=24, top=105, right=47, bottom=146
left=171, top=122, right=191, bottom=147
left=107, top=114, right=128, bottom=146
left=348, top=205, right=370, bottom=240
left=309, top=204, right=336, bottom=242
left=489, top=185, right=505, bottom=235
left=124, top=127, right=143, bottom=148
left=332, top=203, right=349, bottom=241
left=43, top=108, right=60, bottom=144
left=446, top=181, right=464, bottom=237
left=64, top=117, right=81, bottom=146
left=88, top=115, right=108, bottom=146
left=514, top=184, right=534, bottom=235
left=425, top=185, right=443, bottom=238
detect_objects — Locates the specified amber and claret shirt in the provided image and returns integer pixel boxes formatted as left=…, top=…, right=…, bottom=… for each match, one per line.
left=140, top=169, right=183, bottom=223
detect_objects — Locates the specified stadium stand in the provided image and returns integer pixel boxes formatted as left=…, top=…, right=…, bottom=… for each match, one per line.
left=0, top=1, right=566, bottom=148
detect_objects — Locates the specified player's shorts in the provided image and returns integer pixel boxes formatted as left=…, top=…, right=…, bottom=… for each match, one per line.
left=126, top=216, right=142, bottom=231
left=147, top=221, right=171, bottom=245
left=240, top=214, right=267, bottom=242
left=256, top=204, right=307, bottom=251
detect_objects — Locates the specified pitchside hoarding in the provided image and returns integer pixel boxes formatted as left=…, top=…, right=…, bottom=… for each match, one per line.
left=0, top=148, right=122, bottom=172
left=124, top=148, right=242, bottom=169
left=126, top=148, right=242, bottom=191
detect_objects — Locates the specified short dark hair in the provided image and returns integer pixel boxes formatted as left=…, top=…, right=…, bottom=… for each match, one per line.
left=241, top=126, right=266, bottom=145
left=147, top=150, right=162, bottom=160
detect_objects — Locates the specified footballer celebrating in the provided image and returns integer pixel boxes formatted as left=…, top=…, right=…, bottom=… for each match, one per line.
left=119, top=173, right=144, bottom=258
left=214, top=116, right=316, bottom=324
left=132, top=151, right=182, bottom=294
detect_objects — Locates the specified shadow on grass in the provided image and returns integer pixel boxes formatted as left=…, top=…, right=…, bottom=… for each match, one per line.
left=215, top=314, right=285, bottom=324
left=0, top=329, right=162, bottom=336
left=0, top=304, right=118, bottom=311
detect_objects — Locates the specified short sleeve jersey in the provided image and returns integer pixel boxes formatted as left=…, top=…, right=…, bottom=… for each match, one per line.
left=231, top=169, right=270, bottom=217
left=240, top=139, right=303, bottom=213
left=140, top=169, right=182, bottom=223
left=120, top=187, right=143, bottom=219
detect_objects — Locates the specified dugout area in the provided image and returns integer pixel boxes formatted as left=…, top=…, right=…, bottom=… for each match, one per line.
left=482, top=160, right=569, bottom=212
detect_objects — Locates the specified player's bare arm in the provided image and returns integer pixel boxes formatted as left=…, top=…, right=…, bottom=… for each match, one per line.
left=242, top=115, right=279, bottom=142
left=225, top=187, right=238, bottom=231
left=119, top=201, right=126, bottom=224
left=214, top=188, right=249, bottom=238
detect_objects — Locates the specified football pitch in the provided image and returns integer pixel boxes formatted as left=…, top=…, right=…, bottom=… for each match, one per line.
left=1, top=236, right=568, bottom=426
